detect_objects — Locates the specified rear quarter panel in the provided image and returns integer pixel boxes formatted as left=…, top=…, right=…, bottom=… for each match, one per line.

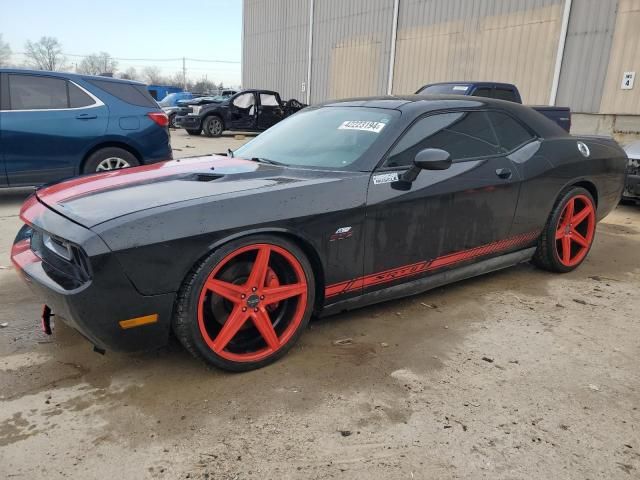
left=509, top=136, right=627, bottom=236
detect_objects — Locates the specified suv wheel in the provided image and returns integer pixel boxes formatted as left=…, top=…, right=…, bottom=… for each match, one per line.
left=83, top=147, right=140, bottom=174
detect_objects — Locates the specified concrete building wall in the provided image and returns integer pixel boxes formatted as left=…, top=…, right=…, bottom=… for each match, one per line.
left=243, top=0, right=640, bottom=139
left=392, top=0, right=564, bottom=104
left=242, top=0, right=310, bottom=101
left=600, top=0, right=640, bottom=114
left=310, top=0, right=396, bottom=103
left=555, top=0, right=618, bottom=114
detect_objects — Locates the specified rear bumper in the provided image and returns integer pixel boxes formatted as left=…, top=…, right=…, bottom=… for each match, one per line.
left=175, top=115, right=201, bottom=130
left=11, top=198, right=175, bottom=352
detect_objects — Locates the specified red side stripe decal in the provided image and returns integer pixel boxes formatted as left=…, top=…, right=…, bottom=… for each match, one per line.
left=325, top=231, right=539, bottom=298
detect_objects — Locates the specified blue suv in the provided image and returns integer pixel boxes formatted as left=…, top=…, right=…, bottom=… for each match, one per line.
left=0, top=69, right=172, bottom=187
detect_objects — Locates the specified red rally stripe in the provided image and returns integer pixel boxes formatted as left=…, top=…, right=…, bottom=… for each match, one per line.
left=325, top=231, right=539, bottom=298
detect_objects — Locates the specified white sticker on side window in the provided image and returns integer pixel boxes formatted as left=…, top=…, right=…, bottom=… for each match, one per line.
left=338, top=120, right=386, bottom=133
left=373, top=172, right=399, bottom=185
left=452, top=85, right=469, bottom=91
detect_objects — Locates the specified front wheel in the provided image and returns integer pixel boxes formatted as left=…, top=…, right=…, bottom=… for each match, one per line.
left=173, top=235, right=315, bottom=371
left=533, top=186, right=597, bottom=272
left=202, top=116, right=224, bottom=137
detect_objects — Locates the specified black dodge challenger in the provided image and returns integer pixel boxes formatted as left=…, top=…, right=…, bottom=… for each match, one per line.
left=12, top=95, right=627, bottom=371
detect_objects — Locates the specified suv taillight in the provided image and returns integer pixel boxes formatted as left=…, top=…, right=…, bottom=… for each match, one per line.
left=148, top=112, right=169, bottom=127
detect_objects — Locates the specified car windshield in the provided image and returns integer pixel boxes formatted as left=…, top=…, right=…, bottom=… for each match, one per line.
left=158, top=93, right=178, bottom=106
left=418, top=84, right=471, bottom=95
left=233, top=107, right=399, bottom=169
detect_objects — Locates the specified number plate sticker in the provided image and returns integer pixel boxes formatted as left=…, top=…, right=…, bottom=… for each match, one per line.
left=338, top=120, right=386, bottom=133
left=373, top=172, right=399, bottom=184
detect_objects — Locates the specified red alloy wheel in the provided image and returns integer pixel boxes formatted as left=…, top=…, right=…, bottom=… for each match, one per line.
left=554, top=194, right=596, bottom=267
left=197, top=244, right=308, bottom=363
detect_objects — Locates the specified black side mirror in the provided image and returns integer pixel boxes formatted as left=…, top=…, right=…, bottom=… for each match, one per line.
left=393, top=149, right=452, bottom=190
left=414, top=148, right=452, bottom=171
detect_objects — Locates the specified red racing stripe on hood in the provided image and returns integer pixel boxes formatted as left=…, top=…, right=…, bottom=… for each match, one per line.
left=37, top=156, right=254, bottom=205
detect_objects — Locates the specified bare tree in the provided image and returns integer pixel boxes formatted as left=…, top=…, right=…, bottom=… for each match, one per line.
left=24, top=36, right=67, bottom=71
left=0, top=34, right=11, bottom=67
left=77, top=52, right=118, bottom=76
left=119, top=66, right=139, bottom=81
left=142, top=66, right=165, bottom=84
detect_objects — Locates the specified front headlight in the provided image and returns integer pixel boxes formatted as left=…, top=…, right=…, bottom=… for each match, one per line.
left=191, top=106, right=201, bottom=115
left=43, top=233, right=73, bottom=261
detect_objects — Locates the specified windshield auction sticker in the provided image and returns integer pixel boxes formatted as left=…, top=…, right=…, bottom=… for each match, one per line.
left=339, top=120, right=386, bottom=133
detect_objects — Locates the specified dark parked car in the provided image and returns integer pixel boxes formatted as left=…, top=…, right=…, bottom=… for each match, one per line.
left=12, top=95, right=626, bottom=371
left=623, top=140, right=640, bottom=203
left=163, top=92, right=237, bottom=128
left=417, top=81, right=572, bottom=132
left=0, top=69, right=171, bottom=187
left=174, top=89, right=305, bottom=137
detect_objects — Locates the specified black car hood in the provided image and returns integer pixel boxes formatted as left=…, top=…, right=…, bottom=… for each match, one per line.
left=35, top=155, right=328, bottom=228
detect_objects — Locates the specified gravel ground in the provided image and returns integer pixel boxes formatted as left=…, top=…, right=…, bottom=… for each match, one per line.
left=0, top=132, right=639, bottom=479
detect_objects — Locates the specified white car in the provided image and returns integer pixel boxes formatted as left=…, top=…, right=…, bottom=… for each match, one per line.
left=623, top=141, right=640, bottom=202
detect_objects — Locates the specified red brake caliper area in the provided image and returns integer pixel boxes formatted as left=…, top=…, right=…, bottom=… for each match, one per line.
left=197, top=244, right=307, bottom=363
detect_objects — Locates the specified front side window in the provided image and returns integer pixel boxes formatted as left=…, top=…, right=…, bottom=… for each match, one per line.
left=234, top=106, right=399, bottom=169
left=9, top=74, right=67, bottom=110
left=233, top=93, right=256, bottom=109
left=385, top=111, right=500, bottom=168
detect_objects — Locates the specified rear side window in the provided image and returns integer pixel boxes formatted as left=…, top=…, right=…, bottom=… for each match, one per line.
left=488, top=111, right=535, bottom=151
left=88, top=79, right=157, bottom=107
left=9, top=74, right=67, bottom=110
left=260, top=93, right=279, bottom=106
left=386, top=111, right=500, bottom=167
left=68, top=83, right=96, bottom=108
left=492, top=88, right=518, bottom=102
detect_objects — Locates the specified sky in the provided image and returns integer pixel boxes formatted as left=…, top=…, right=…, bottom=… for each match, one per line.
left=0, top=0, right=242, bottom=86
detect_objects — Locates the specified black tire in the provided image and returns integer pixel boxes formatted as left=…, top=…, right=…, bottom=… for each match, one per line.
left=186, top=128, right=201, bottom=136
left=83, top=147, right=140, bottom=174
left=173, top=235, right=315, bottom=372
left=168, top=113, right=177, bottom=128
left=533, top=186, right=597, bottom=273
left=202, top=115, right=224, bottom=137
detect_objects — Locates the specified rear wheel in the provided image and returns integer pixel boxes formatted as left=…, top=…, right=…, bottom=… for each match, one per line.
left=173, top=235, right=315, bottom=371
left=83, top=147, right=139, bottom=174
left=168, top=113, right=177, bottom=128
left=533, top=187, right=596, bottom=272
left=202, top=115, right=224, bottom=137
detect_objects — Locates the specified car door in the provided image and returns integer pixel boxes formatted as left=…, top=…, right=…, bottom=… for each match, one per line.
left=3, top=73, right=108, bottom=186
left=256, top=92, right=285, bottom=130
left=362, top=110, right=523, bottom=292
left=0, top=73, right=8, bottom=186
left=228, top=92, right=257, bottom=130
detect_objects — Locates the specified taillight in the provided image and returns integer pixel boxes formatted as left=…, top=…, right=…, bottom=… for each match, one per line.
left=148, top=112, right=169, bottom=127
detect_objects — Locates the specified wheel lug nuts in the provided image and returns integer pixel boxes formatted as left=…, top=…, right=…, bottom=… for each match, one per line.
left=260, top=295, right=264, bottom=300
left=241, top=294, right=246, bottom=299
left=242, top=307, right=247, bottom=312
left=254, top=308, right=258, bottom=312
left=252, top=287, right=257, bottom=292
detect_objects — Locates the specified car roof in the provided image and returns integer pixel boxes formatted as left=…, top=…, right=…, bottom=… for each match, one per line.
left=0, top=68, right=146, bottom=86
left=424, top=81, right=516, bottom=89
left=319, top=94, right=568, bottom=138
